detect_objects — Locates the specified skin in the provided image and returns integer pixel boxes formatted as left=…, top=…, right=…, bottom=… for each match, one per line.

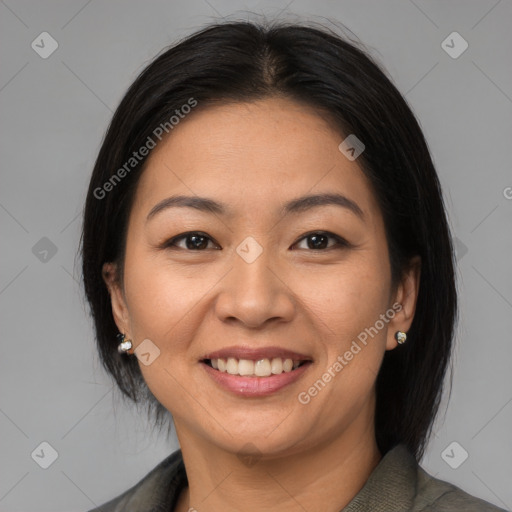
left=103, top=96, right=420, bottom=512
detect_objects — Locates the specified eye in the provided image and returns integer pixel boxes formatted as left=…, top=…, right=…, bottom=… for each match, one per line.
left=164, top=231, right=220, bottom=251
left=163, top=230, right=349, bottom=252
left=292, top=231, right=349, bottom=251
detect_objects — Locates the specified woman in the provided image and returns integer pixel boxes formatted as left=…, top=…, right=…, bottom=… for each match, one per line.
left=81, top=19, right=506, bottom=512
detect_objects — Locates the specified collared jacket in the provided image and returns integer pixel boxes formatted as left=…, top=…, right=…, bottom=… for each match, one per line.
left=89, top=443, right=508, bottom=511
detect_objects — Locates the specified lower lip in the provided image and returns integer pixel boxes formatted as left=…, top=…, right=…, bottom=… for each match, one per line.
left=201, top=361, right=312, bottom=397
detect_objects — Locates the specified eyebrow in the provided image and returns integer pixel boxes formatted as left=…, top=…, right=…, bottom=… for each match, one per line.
left=146, top=193, right=364, bottom=222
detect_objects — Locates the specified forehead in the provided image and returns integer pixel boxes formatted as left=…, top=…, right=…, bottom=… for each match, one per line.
left=132, top=97, right=379, bottom=220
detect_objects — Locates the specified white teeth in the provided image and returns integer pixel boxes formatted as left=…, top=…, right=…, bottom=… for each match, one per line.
left=226, top=357, right=238, bottom=375
left=208, top=357, right=306, bottom=377
left=271, top=358, right=283, bottom=374
left=283, top=359, right=293, bottom=372
left=254, top=359, right=271, bottom=377
left=238, top=359, right=255, bottom=376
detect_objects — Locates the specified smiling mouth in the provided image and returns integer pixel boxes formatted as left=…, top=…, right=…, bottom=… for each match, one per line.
left=201, top=357, right=312, bottom=378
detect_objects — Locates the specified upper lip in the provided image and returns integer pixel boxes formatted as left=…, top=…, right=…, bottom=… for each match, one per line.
left=202, top=346, right=312, bottom=361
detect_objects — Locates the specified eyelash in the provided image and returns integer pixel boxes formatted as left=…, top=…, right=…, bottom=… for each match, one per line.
left=162, top=230, right=350, bottom=252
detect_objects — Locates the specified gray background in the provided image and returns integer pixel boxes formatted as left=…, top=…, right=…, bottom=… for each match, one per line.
left=1, top=1, right=511, bottom=510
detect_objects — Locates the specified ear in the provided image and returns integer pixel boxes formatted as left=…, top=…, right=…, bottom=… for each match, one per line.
left=102, top=262, right=131, bottom=337
left=386, top=256, right=421, bottom=351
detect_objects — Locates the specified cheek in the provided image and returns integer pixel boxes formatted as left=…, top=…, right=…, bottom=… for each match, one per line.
left=121, top=249, right=204, bottom=400
left=122, top=246, right=196, bottom=342
left=296, top=258, right=391, bottom=344
left=291, top=264, right=391, bottom=441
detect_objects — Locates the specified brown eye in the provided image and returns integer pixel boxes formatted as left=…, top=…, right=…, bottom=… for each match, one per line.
left=293, top=231, right=349, bottom=251
left=165, top=232, right=220, bottom=251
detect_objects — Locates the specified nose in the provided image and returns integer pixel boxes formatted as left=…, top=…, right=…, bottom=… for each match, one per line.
left=214, top=244, right=296, bottom=329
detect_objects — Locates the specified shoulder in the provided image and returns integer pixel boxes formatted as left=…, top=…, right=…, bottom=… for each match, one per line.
left=412, top=465, right=507, bottom=512
left=364, top=443, right=507, bottom=512
left=87, top=448, right=185, bottom=512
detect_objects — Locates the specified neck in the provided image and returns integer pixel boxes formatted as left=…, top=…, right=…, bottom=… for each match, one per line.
left=173, top=407, right=382, bottom=512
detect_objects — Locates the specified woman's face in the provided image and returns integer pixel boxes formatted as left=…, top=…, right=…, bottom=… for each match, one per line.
left=105, top=97, right=418, bottom=458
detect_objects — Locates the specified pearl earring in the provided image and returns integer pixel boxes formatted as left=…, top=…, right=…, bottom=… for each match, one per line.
left=117, top=333, right=134, bottom=354
left=395, top=331, right=407, bottom=344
